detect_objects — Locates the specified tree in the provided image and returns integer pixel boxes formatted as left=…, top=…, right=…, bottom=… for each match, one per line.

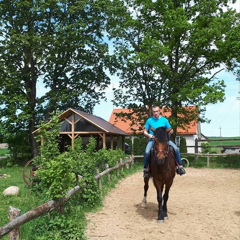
left=0, top=0, right=111, bottom=159
left=106, top=0, right=240, bottom=139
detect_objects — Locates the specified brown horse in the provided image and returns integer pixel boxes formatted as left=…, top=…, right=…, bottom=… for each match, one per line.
left=141, top=127, right=176, bottom=223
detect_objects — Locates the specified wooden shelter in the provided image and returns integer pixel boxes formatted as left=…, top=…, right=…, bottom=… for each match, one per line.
left=33, top=108, right=129, bottom=152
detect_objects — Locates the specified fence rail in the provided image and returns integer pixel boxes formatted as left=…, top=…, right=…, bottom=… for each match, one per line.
left=133, top=153, right=239, bottom=168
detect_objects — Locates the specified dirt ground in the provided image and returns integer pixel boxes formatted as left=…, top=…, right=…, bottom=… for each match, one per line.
left=85, top=168, right=240, bottom=240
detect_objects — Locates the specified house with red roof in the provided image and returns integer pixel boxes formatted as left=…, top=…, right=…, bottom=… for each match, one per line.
left=109, top=108, right=207, bottom=153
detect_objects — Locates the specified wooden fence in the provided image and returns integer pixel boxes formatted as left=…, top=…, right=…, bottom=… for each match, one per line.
left=134, top=153, right=239, bottom=167
left=180, top=152, right=239, bottom=167
left=0, top=156, right=134, bottom=239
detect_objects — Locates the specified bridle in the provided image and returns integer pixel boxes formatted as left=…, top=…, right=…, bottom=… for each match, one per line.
left=154, top=137, right=169, bottom=163
left=155, top=145, right=169, bottom=159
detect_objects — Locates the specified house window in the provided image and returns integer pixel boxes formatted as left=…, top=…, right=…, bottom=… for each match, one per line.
left=175, top=136, right=180, bottom=147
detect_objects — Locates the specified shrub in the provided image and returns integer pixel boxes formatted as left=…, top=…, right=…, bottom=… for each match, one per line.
left=180, top=137, right=187, bottom=153
left=133, top=137, right=147, bottom=155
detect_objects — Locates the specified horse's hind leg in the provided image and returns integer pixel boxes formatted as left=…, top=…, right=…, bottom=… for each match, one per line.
left=141, top=177, right=149, bottom=208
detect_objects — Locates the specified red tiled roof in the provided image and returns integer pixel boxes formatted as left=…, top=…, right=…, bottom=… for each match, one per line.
left=109, top=109, right=143, bottom=135
left=109, top=108, right=198, bottom=136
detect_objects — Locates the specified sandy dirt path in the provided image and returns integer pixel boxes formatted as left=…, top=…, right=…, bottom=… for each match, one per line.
left=85, top=168, right=240, bottom=240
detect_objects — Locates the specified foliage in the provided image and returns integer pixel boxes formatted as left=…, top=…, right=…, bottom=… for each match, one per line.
left=133, top=137, right=147, bottom=155
left=34, top=116, right=77, bottom=200
left=28, top=213, right=85, bottom=240
left=0, top=0, right=111, bottom=158
left=33, top=115, right=127, bottom=205
left=201, top=142, right=211, bottom=153
left=106, top=0, right=240, bottom=137
left=179, top=137, right=187, bottom=153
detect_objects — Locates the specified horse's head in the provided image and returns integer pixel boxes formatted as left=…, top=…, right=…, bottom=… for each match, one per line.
left=153, top=127, right=168, bottom=165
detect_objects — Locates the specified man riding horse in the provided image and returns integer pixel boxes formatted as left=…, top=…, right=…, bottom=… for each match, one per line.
left=143, top=105, right=186, bottom=178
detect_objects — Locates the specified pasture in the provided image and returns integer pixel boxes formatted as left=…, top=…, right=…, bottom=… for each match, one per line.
left=208, top=137, right=240, bottom=154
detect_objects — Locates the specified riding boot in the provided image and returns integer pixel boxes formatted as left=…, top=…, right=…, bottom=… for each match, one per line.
left=176, top=165, right=186, bottom=175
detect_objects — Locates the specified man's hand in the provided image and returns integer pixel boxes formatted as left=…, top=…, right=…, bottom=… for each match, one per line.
left=148, top=134, right=154, bottom=139
left=167, top=129, right=173, bottom=135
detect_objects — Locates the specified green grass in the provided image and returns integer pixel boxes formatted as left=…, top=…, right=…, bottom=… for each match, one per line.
left=0, top=149, right=9, bottom=156
left=0, top=161, right=142, bottom=240
left=208, top=137, right=240, bottom=147
left=184, top=155, right=240, bottom=169
left=0, top=166, right=45, bottom=240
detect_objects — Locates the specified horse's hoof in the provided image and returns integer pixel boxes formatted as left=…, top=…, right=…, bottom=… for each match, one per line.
left=157, top=219, right=164, bottom=224
left=141, top=203, right=146, bottom=208
left=164, top=217, right=168, bottom=220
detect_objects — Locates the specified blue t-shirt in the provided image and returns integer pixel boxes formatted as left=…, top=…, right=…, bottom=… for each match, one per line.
left=144, top=117, right=171, bottom=135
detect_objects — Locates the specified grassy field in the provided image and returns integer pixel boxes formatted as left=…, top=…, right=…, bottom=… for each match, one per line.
left=0, top=149, right=9, bottom=156
left=208, top=137, right=240, bottom=147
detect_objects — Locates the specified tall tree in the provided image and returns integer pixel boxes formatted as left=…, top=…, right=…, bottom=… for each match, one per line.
left=0, top=0, right=111, bottom=159
left=106, top=0, right=240, bottom=137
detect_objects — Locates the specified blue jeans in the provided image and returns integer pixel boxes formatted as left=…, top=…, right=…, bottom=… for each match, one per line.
left=143, top=140, right=182, bottom=169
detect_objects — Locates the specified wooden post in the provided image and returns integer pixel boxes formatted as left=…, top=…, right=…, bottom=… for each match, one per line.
left=106, top=164, right=110, bottom=182
left=96, top=169, right=102, bottom=189
left=8, top=206, right=21, bottom=240
left=131, top=155, right=134, bottom=166
left=125, top=157, right=129, bottom=169
left=120, top=159, right=124, bottom=171
left=116, top=161, right=119, bottom=176
left=207, top=156, right=210, bottom=167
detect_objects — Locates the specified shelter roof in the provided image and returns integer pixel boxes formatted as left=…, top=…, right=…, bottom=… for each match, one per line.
left=33, top=108, right=128, bottom=136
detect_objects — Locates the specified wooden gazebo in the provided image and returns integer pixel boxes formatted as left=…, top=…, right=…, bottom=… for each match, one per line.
left=33, top=108, right=129, bottom=152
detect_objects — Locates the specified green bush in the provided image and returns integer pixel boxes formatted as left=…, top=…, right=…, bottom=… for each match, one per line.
left=133, top=137, right=147, bottom=155
left=201, top=142, right=211, bottom=153
left=180, top=137, right=187, bottom=153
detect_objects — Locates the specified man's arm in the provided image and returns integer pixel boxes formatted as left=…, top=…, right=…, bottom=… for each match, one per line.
left=143, top=128, right=154, bottom=139
left=166, top=128, right=173, bottom=135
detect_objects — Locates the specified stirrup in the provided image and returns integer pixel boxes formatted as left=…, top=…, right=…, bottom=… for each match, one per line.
left=143, top=170, right=150, bottom=178
left=177, top=167, right=186, bottom=175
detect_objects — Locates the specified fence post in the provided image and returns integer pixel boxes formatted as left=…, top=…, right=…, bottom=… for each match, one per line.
left=125, top=157, right=129, bottom=169
left=116, top=161, right=119, bottom=176
left=96, top=169, right=102, bottom=189
left=120, top=159, right=124, bottom=171
left=105, top=164, right=110, bottom=182
left=8, top=206, right=21, bottom=240
left=131, top=155, right=134, bottom=166
left=207, top=156, right=210, bottom=167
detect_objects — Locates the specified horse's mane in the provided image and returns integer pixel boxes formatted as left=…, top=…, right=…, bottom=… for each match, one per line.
left=155, top=127, right=167, bottom=143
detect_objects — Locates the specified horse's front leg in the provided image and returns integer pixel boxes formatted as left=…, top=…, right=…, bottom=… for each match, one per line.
left=162, top=182, right=173, bottom=220
left=141, top=177, right=149, bottom=208
left=156, top=190, right=164, bottom=223
left=162, top=188, right=170, bottom=220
